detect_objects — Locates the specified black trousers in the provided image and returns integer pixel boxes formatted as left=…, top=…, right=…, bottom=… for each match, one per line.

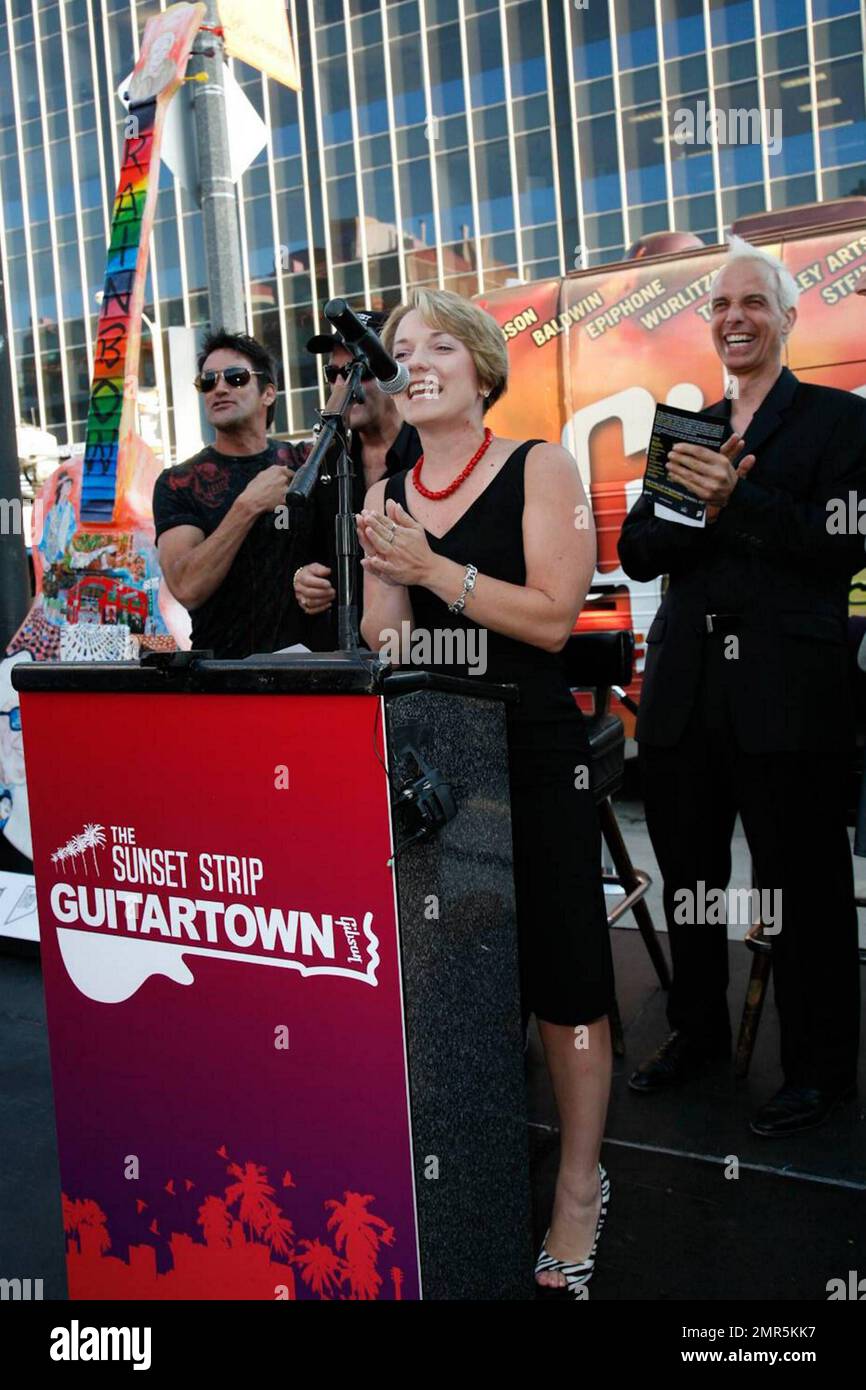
left=640, top=633, right=860, bottom=1091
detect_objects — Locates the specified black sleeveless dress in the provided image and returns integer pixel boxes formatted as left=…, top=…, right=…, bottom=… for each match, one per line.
left=385, top=440, right=615, bottom=1026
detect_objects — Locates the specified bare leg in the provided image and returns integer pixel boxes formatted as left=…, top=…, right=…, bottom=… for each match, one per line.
left=535, top=1015, right=612, bottom=1289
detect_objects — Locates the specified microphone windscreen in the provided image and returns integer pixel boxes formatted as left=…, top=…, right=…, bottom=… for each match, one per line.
left=378, top=362, right=410, bottom=395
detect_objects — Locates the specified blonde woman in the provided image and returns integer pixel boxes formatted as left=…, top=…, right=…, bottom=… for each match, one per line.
left=357, top=290, right=614, bottom=1295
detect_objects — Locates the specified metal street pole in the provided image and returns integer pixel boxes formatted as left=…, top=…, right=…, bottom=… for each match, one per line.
left=141, top=310, right=171, bottom=469
left=0, top=265, right=30, bottom=652
left=188, top=1, right=246, bottom=334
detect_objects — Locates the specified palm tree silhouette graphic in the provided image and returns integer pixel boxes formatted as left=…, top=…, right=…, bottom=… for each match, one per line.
left=224, top=1161, right=276, bottom=1241
left=82, top=823, right=107, bottom=872
left=325, top=1192, right=396, bottom=1300
left=295, top=1239, right=344, bottom=1299
left=52, top=823, right=107, bottom=875
left=63, top=1157, right=404, bottom=1299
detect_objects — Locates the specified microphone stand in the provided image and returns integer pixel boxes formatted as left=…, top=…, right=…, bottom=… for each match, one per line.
left=285, top=348, right=371, bottom=654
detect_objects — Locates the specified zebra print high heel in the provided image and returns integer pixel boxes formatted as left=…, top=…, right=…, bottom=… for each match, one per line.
left=534, top=1164, right=610, bottom=1295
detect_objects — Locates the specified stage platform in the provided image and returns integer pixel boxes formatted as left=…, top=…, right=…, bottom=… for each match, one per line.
left=528, top=926, right=865, bottom=1301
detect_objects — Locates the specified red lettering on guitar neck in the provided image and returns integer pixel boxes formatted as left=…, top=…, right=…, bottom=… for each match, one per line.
left=126, top=128, right=155, bottom=174
left=96, top=322, right=127, bottom=373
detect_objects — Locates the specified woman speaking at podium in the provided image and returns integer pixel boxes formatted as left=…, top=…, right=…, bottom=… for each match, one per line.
left=357, top=289, right=613, bottom=1295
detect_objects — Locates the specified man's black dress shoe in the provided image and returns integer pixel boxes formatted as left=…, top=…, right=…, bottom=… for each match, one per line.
left=749, top=1083, right=857, bottom=1137
left=628, top=1030, right=729, bottom=1094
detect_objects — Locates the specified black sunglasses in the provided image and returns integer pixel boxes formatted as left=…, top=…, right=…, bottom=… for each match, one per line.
left=324, top=362, right=374, bottom=385
left=195, top=367, right=269, bottom=393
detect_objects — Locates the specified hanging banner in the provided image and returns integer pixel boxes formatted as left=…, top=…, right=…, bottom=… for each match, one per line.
left=22, top=687, right=421, bottom=1300
left=217, top=0, right=301, bottom=91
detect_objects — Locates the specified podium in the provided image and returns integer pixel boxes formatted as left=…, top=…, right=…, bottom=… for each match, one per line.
left=14, top=654, right=534, bottom=1301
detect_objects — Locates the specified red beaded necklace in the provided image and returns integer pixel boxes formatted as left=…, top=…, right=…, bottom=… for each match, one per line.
left=412, top=427, right=494, bottom=500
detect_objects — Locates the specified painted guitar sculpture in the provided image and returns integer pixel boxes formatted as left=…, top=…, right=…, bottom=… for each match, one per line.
left=7, top=1, right=205, bottom=665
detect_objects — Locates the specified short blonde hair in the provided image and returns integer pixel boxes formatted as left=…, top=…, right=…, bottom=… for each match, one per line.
left=382, top=288, right=508, bottom=414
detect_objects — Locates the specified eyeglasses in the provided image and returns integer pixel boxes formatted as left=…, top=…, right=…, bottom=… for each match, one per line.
left=194, top=367, right=268, bottom=393
left=0, top=708, right=22, bottom=732
left=324, top=363, right=374, bottom=386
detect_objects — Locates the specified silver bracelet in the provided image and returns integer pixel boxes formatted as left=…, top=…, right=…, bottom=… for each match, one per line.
left=448, top=563, right=478, bottom=614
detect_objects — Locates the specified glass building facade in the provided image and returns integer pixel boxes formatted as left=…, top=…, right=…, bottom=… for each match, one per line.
left=0, top=0, right=864, bottom=456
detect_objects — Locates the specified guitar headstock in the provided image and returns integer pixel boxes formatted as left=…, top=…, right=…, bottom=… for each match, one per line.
left=127, top=2, right=207, bottom=108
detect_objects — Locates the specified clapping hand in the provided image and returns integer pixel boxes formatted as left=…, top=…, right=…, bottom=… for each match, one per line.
left=666, top=433, right=757, bottom=516
left=356, top=498, right=434, bottom=587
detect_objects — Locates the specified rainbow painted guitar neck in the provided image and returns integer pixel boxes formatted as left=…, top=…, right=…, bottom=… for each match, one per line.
left=82, top=98, right=160, bottom=524
left=81, top=2, right=206, bottom=525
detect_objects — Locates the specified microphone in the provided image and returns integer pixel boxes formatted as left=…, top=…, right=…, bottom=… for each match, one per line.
left=324, top=299, right=410, bottom=395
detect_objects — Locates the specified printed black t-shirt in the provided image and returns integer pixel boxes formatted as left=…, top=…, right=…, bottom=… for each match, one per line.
left=152, top=440, right=312, bottom=658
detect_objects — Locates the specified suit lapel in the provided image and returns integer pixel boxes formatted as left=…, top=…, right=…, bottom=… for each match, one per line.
left=707, top=367, right=799, bottom=467
left=740, top=367, right=799, bottom=456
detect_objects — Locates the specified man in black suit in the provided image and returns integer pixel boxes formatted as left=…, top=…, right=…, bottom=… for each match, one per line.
left=619, top=237, right=866, bottom=1135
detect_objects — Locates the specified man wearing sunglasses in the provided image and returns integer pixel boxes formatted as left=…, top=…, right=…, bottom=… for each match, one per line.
left=293, top=309, right=421, bottom=647
left=153, top=330, right=310, bottom=658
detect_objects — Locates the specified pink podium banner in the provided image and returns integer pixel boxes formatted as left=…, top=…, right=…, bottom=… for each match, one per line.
left=21, top=689, right=421, bottom=1300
